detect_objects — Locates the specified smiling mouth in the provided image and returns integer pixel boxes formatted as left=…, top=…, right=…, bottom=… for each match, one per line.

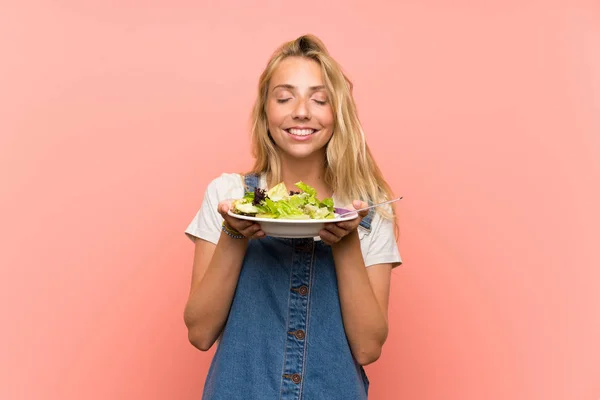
left=284, top=128, right=318, bottom=136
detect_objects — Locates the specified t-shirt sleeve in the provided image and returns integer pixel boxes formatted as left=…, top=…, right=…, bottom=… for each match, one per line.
left=184, top=173, right=244, bottom=245
left=364, top=212, right=403, bottom=268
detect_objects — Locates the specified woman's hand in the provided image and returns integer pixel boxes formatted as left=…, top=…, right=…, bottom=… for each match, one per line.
left=319, top=200, right=369, bottom=246
left=218, top=200, right=265, bottom=240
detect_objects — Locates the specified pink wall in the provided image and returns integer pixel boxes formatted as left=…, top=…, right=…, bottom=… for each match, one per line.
left=1, top=1, right=599, bottom=399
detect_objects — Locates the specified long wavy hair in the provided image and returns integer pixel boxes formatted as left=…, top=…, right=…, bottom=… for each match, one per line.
left=249, top=34, right=397, bottom=220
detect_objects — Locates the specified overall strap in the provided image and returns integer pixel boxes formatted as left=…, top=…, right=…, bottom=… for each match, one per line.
left=244, top=173, right=260, bottom=193
left=359, top=207, right=375, bottom=231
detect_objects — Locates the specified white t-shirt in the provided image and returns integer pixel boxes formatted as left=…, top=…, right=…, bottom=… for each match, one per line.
left=185, top=173, right=402, bottom=268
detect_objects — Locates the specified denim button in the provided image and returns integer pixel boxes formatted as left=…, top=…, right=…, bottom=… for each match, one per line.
left=282, top=373, right=302, bottom=384
left=288, top=329, right=305, bottom=340
left=294, top=285, right=308, bottom=296
left=291, top=374, right=302, bottom=384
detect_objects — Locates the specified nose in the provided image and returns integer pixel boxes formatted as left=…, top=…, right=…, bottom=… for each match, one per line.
left=291, top=99, right=310, bottom=120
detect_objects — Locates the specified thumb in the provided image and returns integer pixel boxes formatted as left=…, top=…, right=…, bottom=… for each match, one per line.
left=218, top=200, right=233, bottom=216
left=353, top=200, right=369, bottom=217
left=352, top=200, right=363, bottom=210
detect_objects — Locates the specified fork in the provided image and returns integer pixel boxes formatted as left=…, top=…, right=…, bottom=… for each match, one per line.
left=336, top=197, right=403, bottom=217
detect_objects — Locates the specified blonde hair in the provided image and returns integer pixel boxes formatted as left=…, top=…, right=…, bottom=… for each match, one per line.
left=249, top=34, right=397, bottom=220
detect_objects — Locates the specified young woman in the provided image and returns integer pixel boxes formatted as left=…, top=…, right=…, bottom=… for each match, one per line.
left=184, top=34, right=402, bottom=400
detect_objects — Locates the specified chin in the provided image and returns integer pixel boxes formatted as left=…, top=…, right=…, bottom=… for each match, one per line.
left=282, top=150, right=318, bottom=159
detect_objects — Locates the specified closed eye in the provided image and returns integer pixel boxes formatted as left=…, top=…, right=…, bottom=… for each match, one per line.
left=276, top=99, right=291, bottom=103
left=313, top=100, right=327, bottom=105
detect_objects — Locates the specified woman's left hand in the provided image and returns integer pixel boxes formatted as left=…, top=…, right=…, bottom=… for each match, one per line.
left=319, top=200, right=369, bottom=246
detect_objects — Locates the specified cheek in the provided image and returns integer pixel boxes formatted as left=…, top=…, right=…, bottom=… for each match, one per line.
left=266, top=104, right=285, bottom=128
left=319, top=108, right=335, bottom=130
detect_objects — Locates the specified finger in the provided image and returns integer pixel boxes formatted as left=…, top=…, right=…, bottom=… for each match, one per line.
left=352, top=200, right=365, bottom=209
left=353, top=200, right=370, bottom=217
left=325, top=223, right=349, bottom=238
left=321, top=226, right=345, bottom=245
left=222, top=218, right=254, bottom=238
left=218, top=202, right=232, bottom=217
left=335, top=220, right=359, bottom=231
left=225, top=217, right=253, bottom=230
left=249, top=230, right=266, bottom=240
left=239, top=223, right=261, bottom=236
left=319, top=229, right=339, bottom=245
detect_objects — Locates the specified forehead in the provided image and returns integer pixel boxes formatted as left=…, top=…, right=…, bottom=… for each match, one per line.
left=270, top=57, right=324, bottom=89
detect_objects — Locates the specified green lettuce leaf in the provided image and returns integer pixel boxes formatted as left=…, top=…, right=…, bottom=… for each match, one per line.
left=294, top=181, right=316, bottom=197
left=320, top=197, right=334, bottom=209
left=267, top=182, right=288, bottom=202
left=232, top=181, right=336, bottom=220
left=234, top=201, right=260, bottom=214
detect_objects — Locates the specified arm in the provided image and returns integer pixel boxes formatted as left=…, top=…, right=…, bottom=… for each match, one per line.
left=319, top=200, right=395, bottom=365
left=183, top=202, right=264, bottom=351
left=331, top=232, right=392, bottom=366
left=183, top=233, right=247, bottom=351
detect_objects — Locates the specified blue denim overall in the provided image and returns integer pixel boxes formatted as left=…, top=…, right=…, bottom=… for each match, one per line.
left=202, top=174, right=375, bottom=400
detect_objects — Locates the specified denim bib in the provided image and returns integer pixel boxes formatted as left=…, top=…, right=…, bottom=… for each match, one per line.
left=202, top=174, right=373, bottom=400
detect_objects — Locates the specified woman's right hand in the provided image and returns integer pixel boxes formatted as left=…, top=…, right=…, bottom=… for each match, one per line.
left=218, top=200, right=265, bottom=240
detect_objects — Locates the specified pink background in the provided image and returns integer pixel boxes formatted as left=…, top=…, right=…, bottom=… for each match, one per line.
left=1, top=1, right=599, bottom=399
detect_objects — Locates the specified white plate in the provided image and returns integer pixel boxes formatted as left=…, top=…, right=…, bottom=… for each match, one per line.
left=227, top=210, right=359, bottom=238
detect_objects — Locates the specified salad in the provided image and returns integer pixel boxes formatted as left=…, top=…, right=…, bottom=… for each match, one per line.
left=231, top=181, right=335, bottom=220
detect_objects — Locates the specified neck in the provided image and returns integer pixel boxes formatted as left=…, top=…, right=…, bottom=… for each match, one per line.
left=270, top=152, right=332, bottom=199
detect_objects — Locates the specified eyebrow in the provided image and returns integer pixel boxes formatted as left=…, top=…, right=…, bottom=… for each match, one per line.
left=271, top=84, right=326, bottom=92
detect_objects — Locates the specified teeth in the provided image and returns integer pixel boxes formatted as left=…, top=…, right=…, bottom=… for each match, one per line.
left=288, top=128, right=315, bottom=136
